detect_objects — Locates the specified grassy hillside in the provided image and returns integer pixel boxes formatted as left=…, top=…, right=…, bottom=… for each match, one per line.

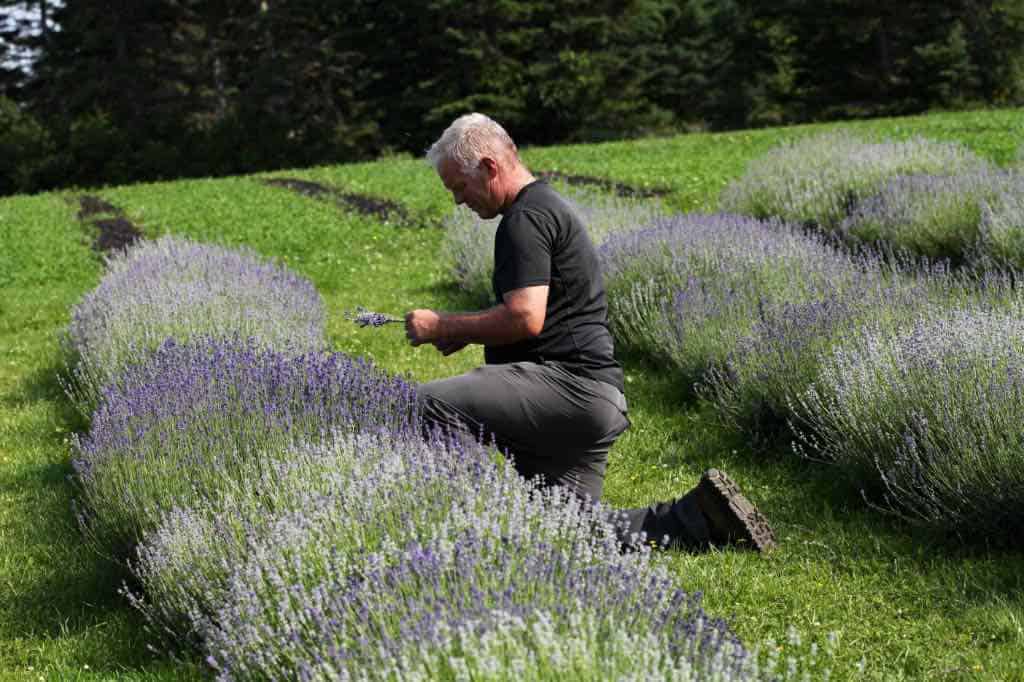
left=2, top=108, right=1023, bottom=680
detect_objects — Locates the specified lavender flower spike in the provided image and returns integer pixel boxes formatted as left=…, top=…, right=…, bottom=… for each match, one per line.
left=344, top=306, right=403, bottom=327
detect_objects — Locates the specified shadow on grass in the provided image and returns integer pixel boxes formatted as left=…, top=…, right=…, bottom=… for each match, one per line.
left=620, top=353, right=1024, bottom=579
left=1, top=360, right=89, bottom=433
left=0, top=361, right=184, bottom=674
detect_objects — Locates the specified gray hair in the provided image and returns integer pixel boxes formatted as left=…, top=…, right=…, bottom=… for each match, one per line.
left=426, top=113, right=518, bottom=174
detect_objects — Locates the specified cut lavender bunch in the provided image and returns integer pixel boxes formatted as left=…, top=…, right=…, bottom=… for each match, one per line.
left=344, top=305, right=403, bottom=327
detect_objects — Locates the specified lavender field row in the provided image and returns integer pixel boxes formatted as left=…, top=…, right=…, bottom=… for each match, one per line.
left=63, top=235, right=821, bottom=679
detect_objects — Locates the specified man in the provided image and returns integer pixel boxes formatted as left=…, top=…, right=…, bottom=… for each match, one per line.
left=405, top=113, right=776, bottom=552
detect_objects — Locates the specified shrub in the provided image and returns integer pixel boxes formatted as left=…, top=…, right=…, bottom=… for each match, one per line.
left=0, top=96, right=56, bottom=196
left=158, top=431, right=754, bottom=681
left=64, top=235, right=325, bottom=414
left=441, top=184, right=662, bottom=305
left=697, top=259, right=997, bottom=443
left=840, top=169, right=1022, bottom=261
left=719, top=132, right=989, bottom=230
left=71, top=335, right=417, bottom=557
left=599, top=213, right=868, bottom=382
left=977, top=176, right=1024, bottom=270
left=128, top=429, right=506, bottom=651
left=789, top=306, right=1024, bottom=543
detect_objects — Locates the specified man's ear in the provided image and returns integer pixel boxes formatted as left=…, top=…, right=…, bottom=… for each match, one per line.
left=478, top=157, right=499, bottom=179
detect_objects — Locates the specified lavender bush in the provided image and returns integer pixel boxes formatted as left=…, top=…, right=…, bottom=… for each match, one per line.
left=64, top=235, right=325, bottom=414
left=840, top=169, right=1023, bottom=261
left=697, top=264, right=985, bottom=442
left=155, top=429, right=758, bottom=681
left=977, top=176, right=1024, bottom=270
left=699, top=283, right=889, bottom=441
left=71, top=335, right=417, bottom=557
left=127, top=430, right=496, bottom=652
left=599, top=213, right=869, bottom=382
left=720, top=132, right=989, bottom=230
left=442, top=184, right=663, bottom=304
left=789, top=306, right=1024, bottom=541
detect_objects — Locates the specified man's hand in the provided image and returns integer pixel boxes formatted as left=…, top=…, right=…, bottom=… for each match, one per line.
left=405, top=309, right=443, bottom=346
left=406, top=309, right=468, bottom=355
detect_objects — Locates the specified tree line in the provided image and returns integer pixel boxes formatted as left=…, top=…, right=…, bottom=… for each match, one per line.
left=2, top=0, right=1023, bottom=196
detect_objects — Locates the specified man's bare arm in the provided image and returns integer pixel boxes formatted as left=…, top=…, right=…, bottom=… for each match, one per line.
left=405, top=285, right=549, bottom=348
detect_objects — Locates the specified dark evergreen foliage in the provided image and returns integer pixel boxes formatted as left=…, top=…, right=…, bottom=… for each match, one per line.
left=1, top=0, right=1023, bottom=195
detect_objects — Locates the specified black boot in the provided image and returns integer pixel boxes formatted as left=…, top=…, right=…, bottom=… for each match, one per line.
left=688, top=468, right=776, bottom=552
left=640, top=469, right=776, bottom=553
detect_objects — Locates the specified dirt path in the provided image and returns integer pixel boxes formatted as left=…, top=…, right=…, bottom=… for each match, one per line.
left=75, top=195, right=143, bottom=253
left=535, top=170, right=670, bottom=198
left=263, top=177, right=416, bottom=226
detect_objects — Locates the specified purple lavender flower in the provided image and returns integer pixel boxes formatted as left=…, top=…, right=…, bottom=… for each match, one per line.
left=700, top=275, right=939, bottom=441
left=64, top=235, right=326, bottom=415
left=720, top=132, right=989, bottom=230
left=164, top=433, right=756, bottom=680
left=976, top=173, right=1024, bottom=270
left=791, top=306, right=1024, bottom=543
left=840, top=169, right=1018, bottom=260
left=599, top=212, right=875, bottom=381
left=71, top=334, right=418, bottom=556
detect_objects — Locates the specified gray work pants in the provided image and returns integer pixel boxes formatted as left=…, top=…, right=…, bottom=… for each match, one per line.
left=417, top=361, right=706, bottom=548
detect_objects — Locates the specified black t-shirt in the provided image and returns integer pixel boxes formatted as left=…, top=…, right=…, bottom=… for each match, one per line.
left=485, top=180, right=624, bottom=393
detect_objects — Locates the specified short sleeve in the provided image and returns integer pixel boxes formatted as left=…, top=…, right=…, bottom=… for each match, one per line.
left=493, top=209, right=554, bottom=297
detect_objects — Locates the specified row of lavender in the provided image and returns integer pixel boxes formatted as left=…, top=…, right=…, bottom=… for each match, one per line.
left=722, top=132, right=1024, bottom=268
left=63, top=236, right=789, bottom=679
left=441, top=152, right=1024, bottom=543
left=710, top=135, right=1024, bottom=540
left=599, top=214, right=1024, bottom=542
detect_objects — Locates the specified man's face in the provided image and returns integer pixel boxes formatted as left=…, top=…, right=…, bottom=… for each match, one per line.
left=438, top=157, right=500, bottom=219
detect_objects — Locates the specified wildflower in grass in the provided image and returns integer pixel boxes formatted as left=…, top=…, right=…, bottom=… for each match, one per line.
left=71, top=334, right=417, bottom=557
left=977, top=175, right=1024, bottom=270
left=442, top=184, right=663, bottom=304
left=840, top=169, right=1021, bottom=261
left=790, top=307, right=1024, bottom=542
left=720, top=132, right=988, bottom=230
left=599, top=213, right=868, bottom=381
left=64, top=235, right=325, bottom=415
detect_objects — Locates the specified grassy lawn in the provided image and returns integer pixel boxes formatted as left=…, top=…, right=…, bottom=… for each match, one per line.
left=1, top=107, right=1023, bottom=680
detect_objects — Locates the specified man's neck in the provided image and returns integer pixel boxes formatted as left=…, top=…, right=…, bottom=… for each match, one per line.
left=499, top=166, right=537, bottom=213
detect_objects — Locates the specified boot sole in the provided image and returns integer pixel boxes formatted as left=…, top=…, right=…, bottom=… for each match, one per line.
left=697, top=469, right=777, bottom=553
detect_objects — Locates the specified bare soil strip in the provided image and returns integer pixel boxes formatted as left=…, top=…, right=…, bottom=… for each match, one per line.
left=263, top=178, right=416, bottom=225
left=75, top=195, right=143, bottom=253
left=535, top=170, right=670, bottom=198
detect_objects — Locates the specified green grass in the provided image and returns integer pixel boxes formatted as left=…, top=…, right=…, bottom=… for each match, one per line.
left=1, top=107, right=1023, bottom=680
